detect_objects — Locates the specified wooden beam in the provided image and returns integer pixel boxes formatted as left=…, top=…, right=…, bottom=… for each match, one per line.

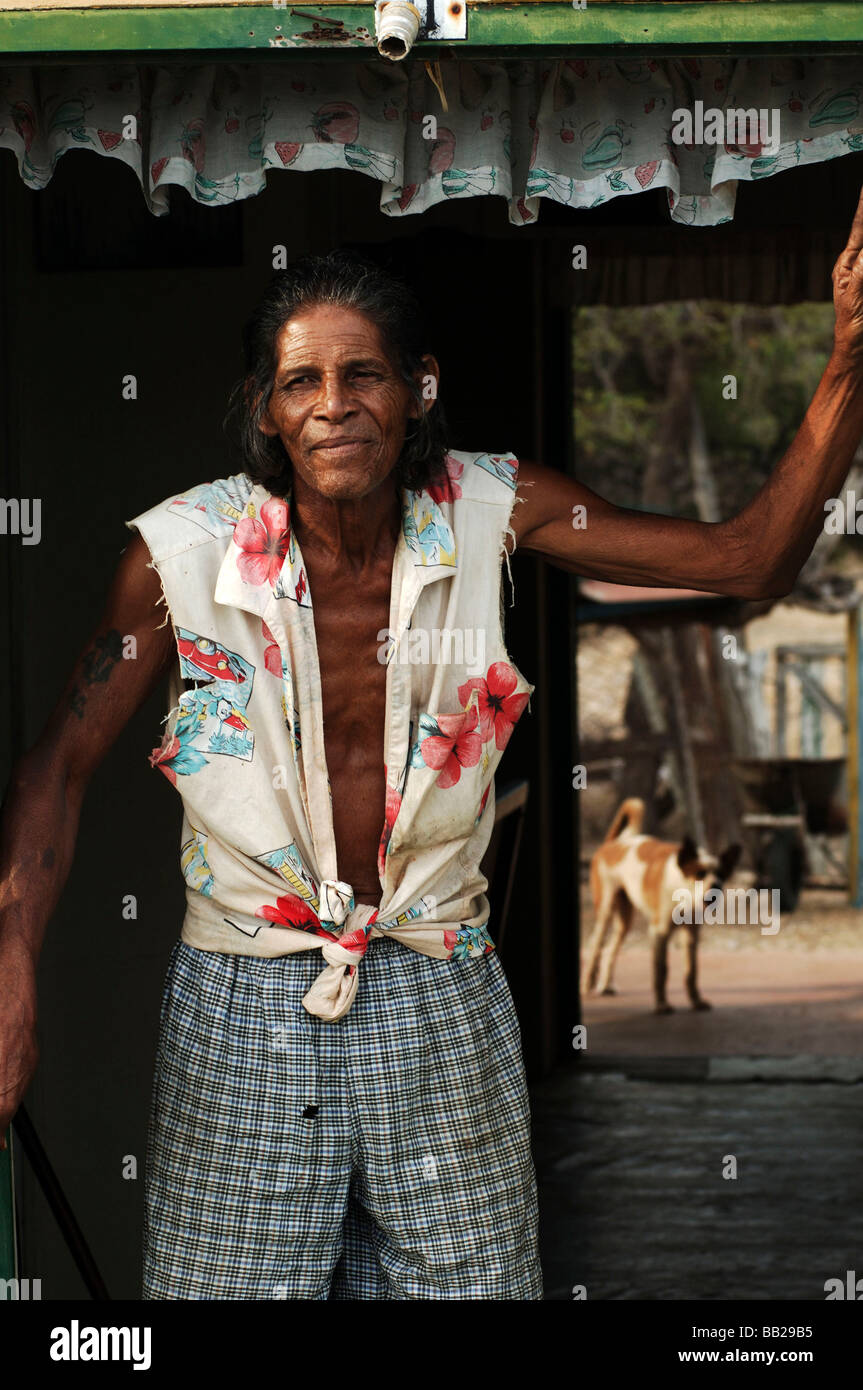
left=1, top=3, right=863, bottom=57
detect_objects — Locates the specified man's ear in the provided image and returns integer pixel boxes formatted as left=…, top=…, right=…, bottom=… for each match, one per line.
left=246, top=377, right=279, bottom=437
left=257, top=410, right=279, bottom=438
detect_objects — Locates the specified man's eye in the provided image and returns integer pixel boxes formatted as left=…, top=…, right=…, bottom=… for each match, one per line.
left=282, top=370, right=379, bottom=387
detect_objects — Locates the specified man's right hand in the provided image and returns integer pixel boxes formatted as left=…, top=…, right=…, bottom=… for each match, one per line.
left=0, top=938, right=38, bottom=1150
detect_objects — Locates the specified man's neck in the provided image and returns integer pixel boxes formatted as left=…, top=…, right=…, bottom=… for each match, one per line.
left=290, top=472, right=403, bottom=573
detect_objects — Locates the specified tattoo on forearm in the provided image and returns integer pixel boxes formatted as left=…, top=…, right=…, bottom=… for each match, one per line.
left=69, top=629, right=124, bottom=719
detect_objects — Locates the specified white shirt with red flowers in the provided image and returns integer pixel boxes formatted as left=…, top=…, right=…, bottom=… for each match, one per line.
left=126, top=450, right=534, bottom=1020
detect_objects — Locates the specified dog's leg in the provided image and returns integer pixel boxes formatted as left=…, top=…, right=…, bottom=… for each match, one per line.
left=594, top=892, right=634, bottom=995
left=585, top=883, right=616, bottom=992
left=683, top=924, right=711, bottom=1011
left=650, top=920, right=674, bottom=1014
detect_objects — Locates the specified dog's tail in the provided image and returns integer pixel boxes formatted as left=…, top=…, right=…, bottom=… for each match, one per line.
left=603, top=796, right=645, bottom=842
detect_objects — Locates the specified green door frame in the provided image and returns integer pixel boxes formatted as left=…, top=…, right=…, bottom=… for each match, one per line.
left=0, top=2, right=862, bottom=58
left=0, top=1139, right=16, bottom=1284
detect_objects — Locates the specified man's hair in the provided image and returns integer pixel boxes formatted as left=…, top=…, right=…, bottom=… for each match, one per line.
left=224, top=249, right=450, bottom=497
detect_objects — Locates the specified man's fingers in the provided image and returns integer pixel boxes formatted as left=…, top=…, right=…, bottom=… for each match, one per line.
left=845, top=184, right=863, bottom=254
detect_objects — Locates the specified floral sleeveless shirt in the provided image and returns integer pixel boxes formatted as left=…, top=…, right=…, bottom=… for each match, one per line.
left=126, top=450, right=533, bottom=1020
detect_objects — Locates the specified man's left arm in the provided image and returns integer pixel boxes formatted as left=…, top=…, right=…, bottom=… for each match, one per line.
left=512, top=187, right=863, bottom=602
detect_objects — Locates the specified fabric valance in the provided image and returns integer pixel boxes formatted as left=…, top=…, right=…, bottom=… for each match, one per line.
left=2, top=55, right=862, bottom=225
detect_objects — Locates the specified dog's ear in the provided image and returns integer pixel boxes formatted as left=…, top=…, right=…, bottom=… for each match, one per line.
left=718, top=843, right=742, bottom=880
left=677, top=835, right=699, bottom=872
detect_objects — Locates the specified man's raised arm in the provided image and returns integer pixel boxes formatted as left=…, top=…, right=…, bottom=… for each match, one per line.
left=512, top=188, right=863, bottom=600
left=0, top=533, right=175, bottom=1148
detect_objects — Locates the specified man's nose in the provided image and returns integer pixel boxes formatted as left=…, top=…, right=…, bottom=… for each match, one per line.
left=315, top=375, right=355, bottom=418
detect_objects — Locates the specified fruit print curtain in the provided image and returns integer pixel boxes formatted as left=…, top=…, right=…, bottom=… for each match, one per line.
left=1, top=55, right=862, bottom=227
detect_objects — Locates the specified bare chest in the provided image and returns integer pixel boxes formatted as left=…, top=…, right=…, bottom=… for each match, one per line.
left=304, top=555, right=395, bottom=898
left=308, top=563, right=392, bottom=742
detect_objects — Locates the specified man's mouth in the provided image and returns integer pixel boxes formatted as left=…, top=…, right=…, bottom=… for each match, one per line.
left=313, top=438, right=368, bottom=455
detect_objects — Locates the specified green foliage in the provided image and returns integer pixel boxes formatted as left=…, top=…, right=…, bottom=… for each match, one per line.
left=573, top=301, right=835, bottom=518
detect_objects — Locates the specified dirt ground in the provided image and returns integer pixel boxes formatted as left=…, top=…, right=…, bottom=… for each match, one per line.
left=579, top=881, right=863, bottom=1055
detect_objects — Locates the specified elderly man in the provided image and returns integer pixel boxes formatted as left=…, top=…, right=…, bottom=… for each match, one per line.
left=3, top=203, right=863, bottom=1300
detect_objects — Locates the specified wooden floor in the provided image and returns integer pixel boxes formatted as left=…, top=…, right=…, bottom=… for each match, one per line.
left=531, top=1059, right=863, bottom=1301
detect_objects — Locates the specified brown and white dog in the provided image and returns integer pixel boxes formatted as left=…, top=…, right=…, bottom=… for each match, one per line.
left=585, top=797, right=741, bottom=1014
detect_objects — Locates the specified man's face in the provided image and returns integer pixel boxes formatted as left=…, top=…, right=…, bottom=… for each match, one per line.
left=257, top=304, right=437, bottom=502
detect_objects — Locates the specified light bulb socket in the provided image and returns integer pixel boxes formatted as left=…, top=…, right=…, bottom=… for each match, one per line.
left=375, top=1, right=423, bottom=61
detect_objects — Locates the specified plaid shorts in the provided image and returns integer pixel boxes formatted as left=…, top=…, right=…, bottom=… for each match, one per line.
left=142, top=935, right=544, bottom=1300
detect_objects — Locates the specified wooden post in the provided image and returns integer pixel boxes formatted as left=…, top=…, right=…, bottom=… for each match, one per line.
left=776, top=650, right=787, bottom=756
left=801, top=658, right=823, bottom=757
left=661, top=625, right=706, bottom=847
left=847, top=605, right=863, bottom=906
left=745, top=648, right=771, bottom=755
